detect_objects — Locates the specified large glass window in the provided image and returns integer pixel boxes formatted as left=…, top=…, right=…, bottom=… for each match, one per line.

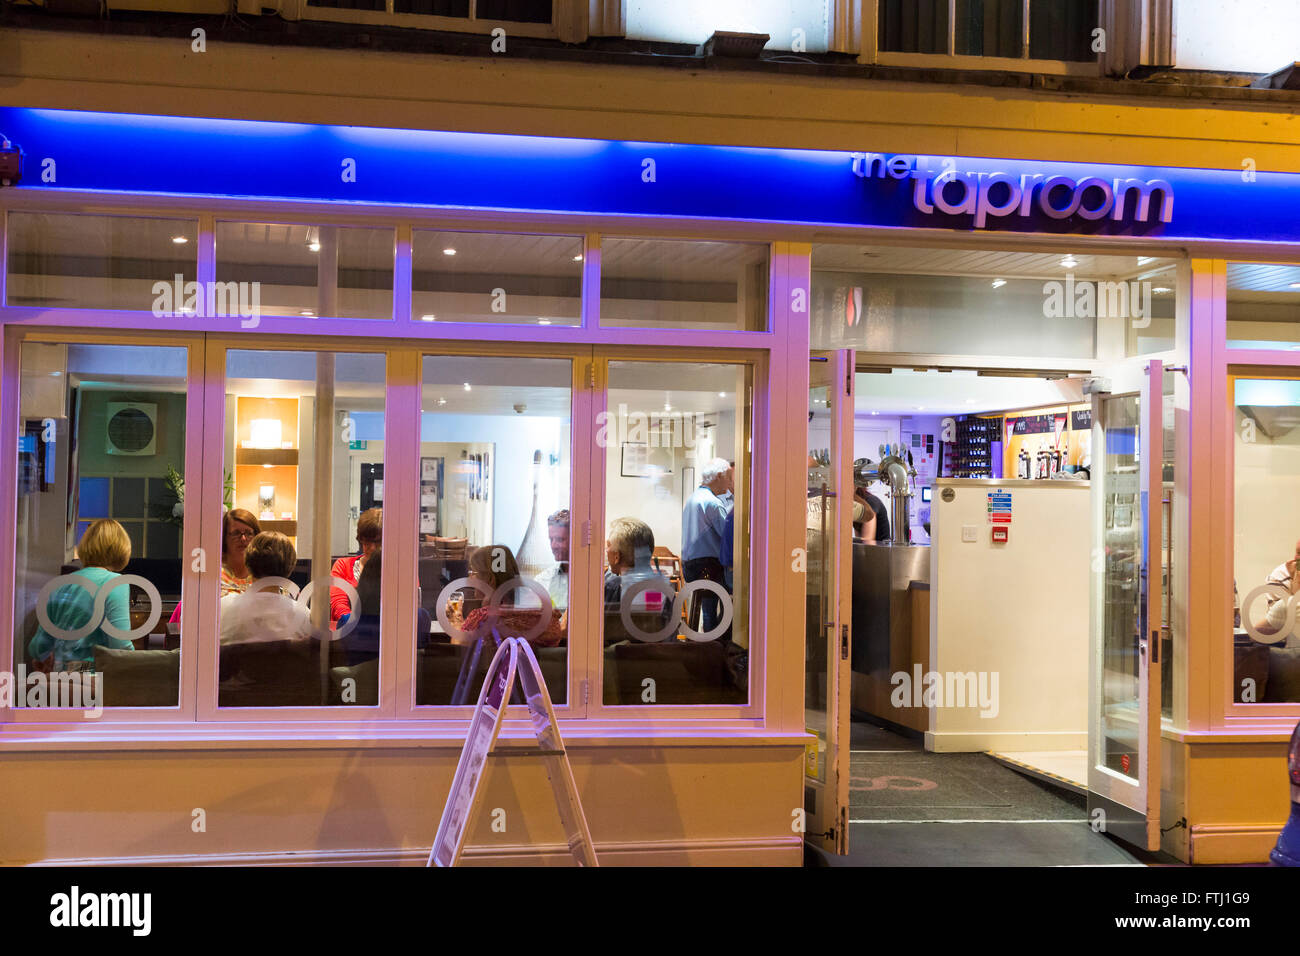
left=14, top=343, right=189, bottom=710
left=1232, top=375, right=1300, bottom=704
left=602, top=361, right=751, bottom=705
left=1226, top=262, right=1300, bottom=351
left=215, top=222, right=394, bottom=320
left=417, top=355, right=572, bottom=706
left=811, top=243, right=1179, bottom=358
left=5, top=212, right=198, bottom=311
left=217, top=349, right=386, bottom=708
left=411, top=230, right=583, bottom=327
left=600, top=239, right=769, bottom=332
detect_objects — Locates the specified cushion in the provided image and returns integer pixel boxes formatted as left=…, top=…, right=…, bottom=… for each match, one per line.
left=92, top=646, right=180, bottom=708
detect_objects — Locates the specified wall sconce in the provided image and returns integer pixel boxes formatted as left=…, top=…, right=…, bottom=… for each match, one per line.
left=250, top=418, right=283, bottom=449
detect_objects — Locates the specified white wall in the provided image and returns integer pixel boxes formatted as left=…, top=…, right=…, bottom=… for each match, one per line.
left=929, top=480, right=1091, bottom=752
left=1175, top=0, right=1300, bottom=73
left=626, top=0, right=830, bottom=51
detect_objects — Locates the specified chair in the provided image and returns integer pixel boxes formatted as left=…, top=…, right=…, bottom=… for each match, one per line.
left=652, top=547, right=683, bottom=590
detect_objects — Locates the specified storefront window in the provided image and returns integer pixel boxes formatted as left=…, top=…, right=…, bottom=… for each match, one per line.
left=411, top=230, right=583, bottom=326
left=13, top=342, right=190, bottom=710
left=810, top=243, right=1179, bottom=358
left=601, top=360, right=751, bottom=704
left=215, top=222, right=394, bottom=320
left=1232, top=375, right=1300, bottom=704
left=5, top=212, right=198, bottom=311
left=1226, top=262, right=1300, bottom=351
left=417, top=355, right=572, bottom=706
left=600, top=238, right=769, bottom=332
left=218, top=349, right=386, bottom=707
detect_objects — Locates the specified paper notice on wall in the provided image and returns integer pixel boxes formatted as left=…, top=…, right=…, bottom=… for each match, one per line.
left=421, top=492, right=438, bottom=507
left=420, top=513, right=436, bottom=533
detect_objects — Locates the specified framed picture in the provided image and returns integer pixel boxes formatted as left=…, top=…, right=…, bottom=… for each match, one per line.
left=621, top=442, right=649, bottom=478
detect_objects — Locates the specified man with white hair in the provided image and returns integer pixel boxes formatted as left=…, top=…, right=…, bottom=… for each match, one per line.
left=681, top=457, right=734, bottom=634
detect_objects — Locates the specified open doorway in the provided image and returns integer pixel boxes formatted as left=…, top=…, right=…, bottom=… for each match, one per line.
left=806, top=240, right=1184, bottom=862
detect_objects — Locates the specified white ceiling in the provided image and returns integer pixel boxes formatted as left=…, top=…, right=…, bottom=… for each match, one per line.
left=854, top=368, right=1086, bottom=417
left=812, top=242, right=1180, bottom=282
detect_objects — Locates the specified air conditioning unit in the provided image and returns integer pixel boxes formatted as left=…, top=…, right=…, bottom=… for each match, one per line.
left=105, top=402, right=158, bottom=456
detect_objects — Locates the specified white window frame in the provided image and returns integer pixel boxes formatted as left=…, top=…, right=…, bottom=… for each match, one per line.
left=0, top=198, right=790, bottom=744
left=838, top=0, right=1173, bottom=76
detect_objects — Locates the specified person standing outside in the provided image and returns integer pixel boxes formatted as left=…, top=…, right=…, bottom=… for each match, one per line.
left=682, top=458, right=733, bottom=634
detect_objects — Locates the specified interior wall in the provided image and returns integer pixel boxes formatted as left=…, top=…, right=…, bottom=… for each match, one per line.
left=929, top=481, right=1091, bottom=751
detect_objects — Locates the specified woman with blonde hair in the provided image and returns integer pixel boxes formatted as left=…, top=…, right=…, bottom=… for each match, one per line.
left=29, top=518, right=136, bottom=669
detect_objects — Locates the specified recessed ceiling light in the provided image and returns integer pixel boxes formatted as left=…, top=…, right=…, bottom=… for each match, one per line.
left=718, top=391, right=726, bottom=398
left=171, top=235, right=188, bottom=244
left=421, top=314, right=436, bottom=322
left=991, top=278, right=1006, bottom=289
left=1061, top=255, right=1079, bottom=269
left=870, top=411, right=878, bottom=416
left=463, top=382, right=471, bottom=391
left=537, top=318, right=552, bottom=325
left=437, top=397, right=447, bottom=405
left=300, top=310, right=315, bottom=316
left=573, top=255, right=584, bottom=262
left=308, top=241, right=321, bottom=252
left=443, top=248, right=457, bottom=256
left=664, top=403, right=672, bottom=412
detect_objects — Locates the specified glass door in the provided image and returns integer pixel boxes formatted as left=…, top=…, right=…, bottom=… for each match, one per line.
left=1088, top=360, right=1163, bottom=850
left=805, top=350, right=854, bottom=854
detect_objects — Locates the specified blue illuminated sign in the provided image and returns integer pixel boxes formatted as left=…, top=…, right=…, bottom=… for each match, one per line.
left=0, top=107, right=1296, bottom=245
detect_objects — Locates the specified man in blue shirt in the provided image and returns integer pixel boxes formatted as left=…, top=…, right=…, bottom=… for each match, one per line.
left=681, top=458, right=733, bottom=635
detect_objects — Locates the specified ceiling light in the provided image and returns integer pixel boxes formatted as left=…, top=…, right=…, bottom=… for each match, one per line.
left=573, top=255, right=584, bottom=262
left=991, top=278, right=1006, bottom=289
left=438, top=397, right=447, bottom=405
left=308, top=241, right=321, bottom=253
left=300, top=310, right=315, bottom=316
left=421, top=314, right=436, bottom=322
left=537, top=318, right=551, bottom=325
left=171, top=235, right=188, bottom=244
left=870, top=411, right=878, bottom=416
left=463, top=382, right=471, bottom=391
left=443, top=248, right=457, bottom=256
left=1061, top=255, right=1079, bottom=269
left=718, top=392, right=726, bottom=398
left=1153, top=287, right=1172, bottom=294
left=664, top=403, right=672, bottom=412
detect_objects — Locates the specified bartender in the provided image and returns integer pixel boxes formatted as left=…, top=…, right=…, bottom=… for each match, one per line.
left=854, top=486, right=907, bottom=544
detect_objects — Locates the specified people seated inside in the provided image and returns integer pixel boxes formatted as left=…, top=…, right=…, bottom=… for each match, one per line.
left=535, top=509, right=570, bottom=611
left=219, top=531, right=313, bottom=645
left=221, top=508, right=263, bottom=597
left=1258, top=539, right=1300, bottom=646
left=29, top=518, right=136, bottom=671
left=331, top=507, right=381, bottom=623
left=604, top=517, right=677, bottom=645
left=457, top=544, right=563, bottom=647
left=336, top=549, right=433, bottom=665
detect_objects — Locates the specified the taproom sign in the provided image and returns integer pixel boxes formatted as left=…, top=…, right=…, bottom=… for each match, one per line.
left=851, top=153, right=1174, bottom=228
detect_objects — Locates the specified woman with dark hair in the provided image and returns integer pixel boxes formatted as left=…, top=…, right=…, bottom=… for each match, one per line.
left=221, top=508, right=263, bottom=597
left=330, top=507, right=382, bottom=622
left=336, top=549, right=433, bottom=664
